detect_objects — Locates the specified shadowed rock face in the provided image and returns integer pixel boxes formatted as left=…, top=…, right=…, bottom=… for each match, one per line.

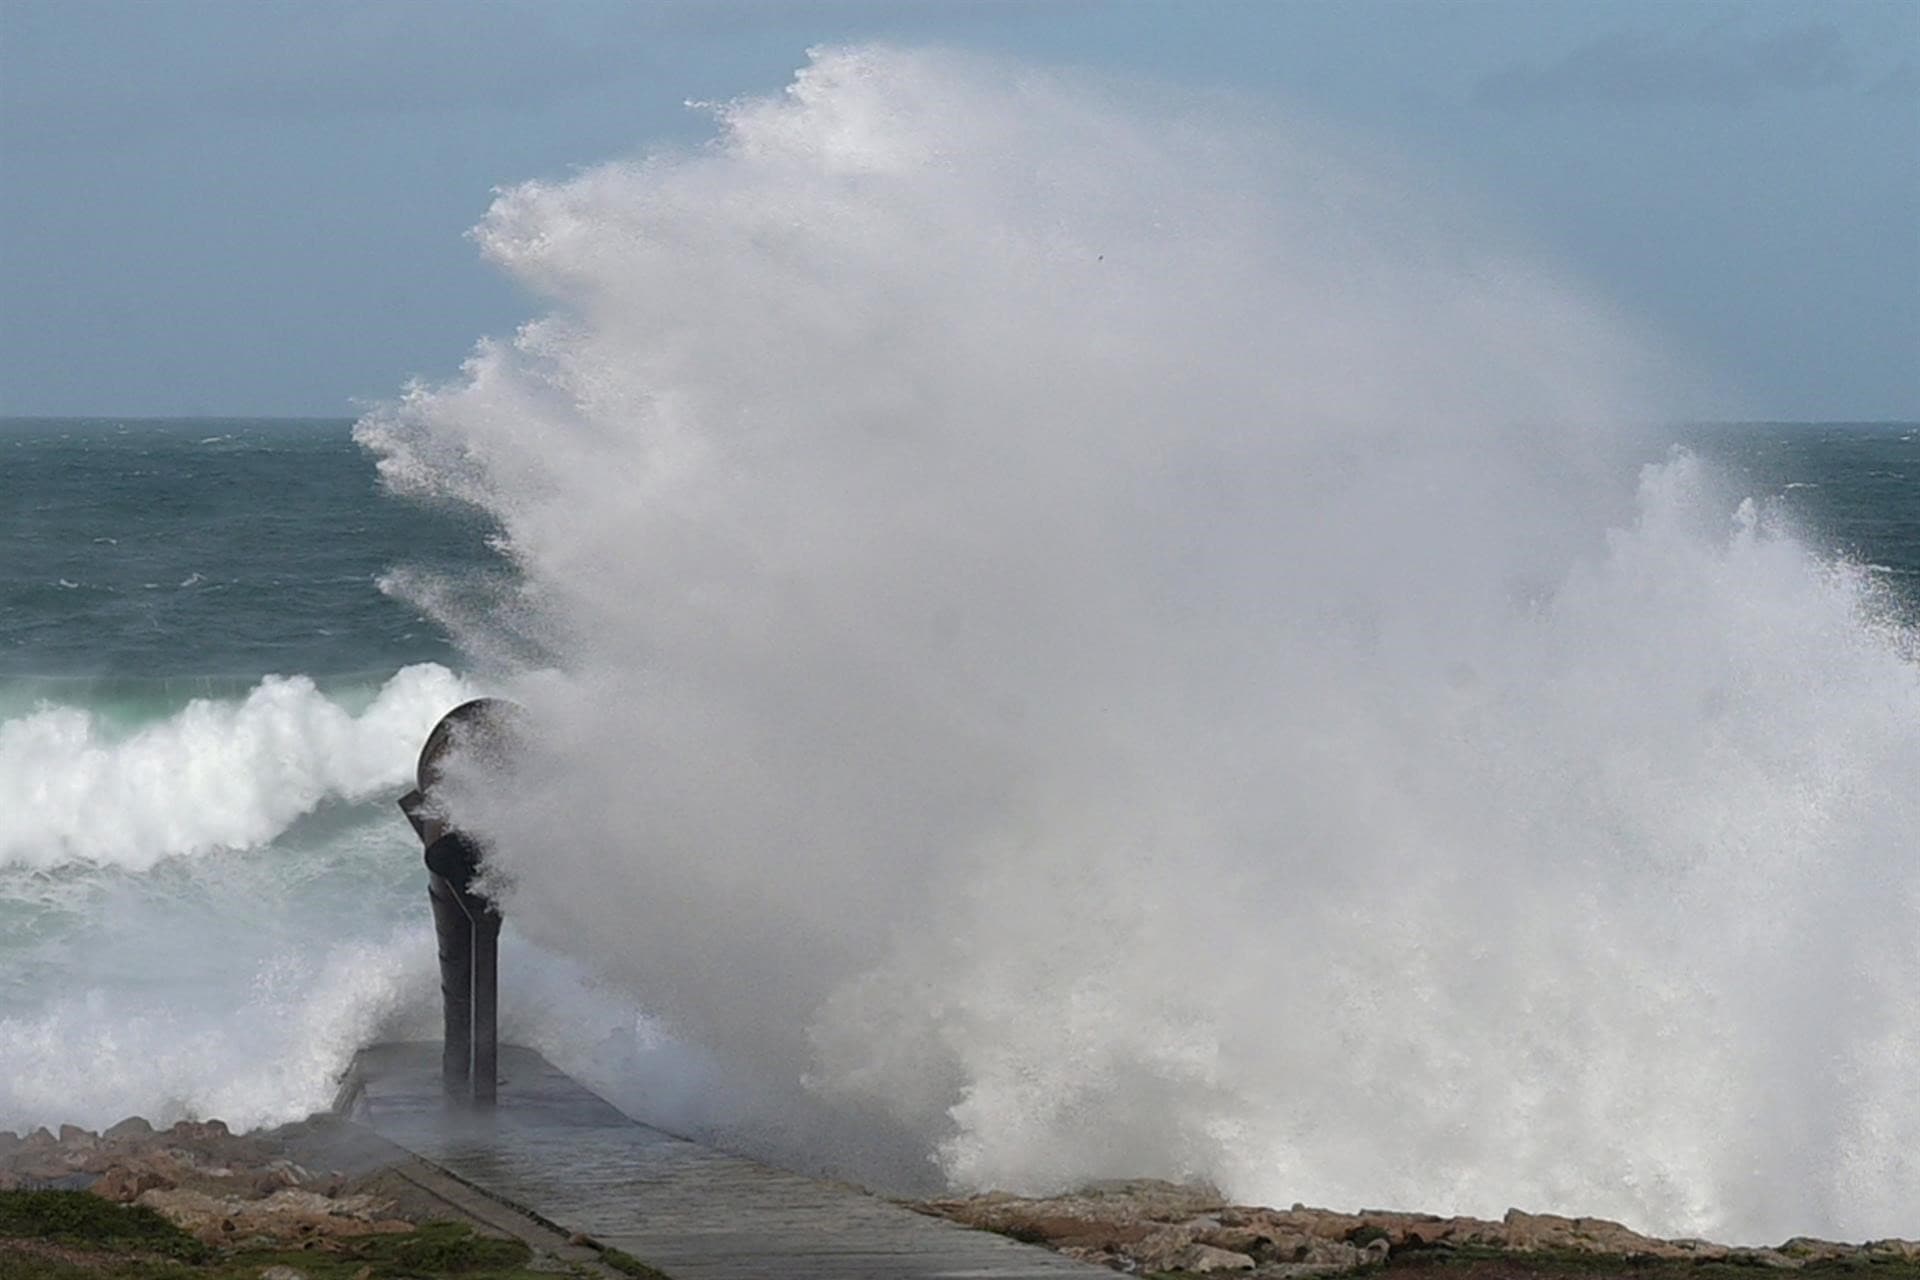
left=911, top=1180, right=1920, bottom=1276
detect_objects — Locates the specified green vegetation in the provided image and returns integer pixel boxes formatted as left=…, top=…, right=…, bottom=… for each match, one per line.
left=382, top=1221, right=535, bottom=1274
left=0, top=1189, right=640, bottom=1280
left=0, top=1189, right=207, bottom=1262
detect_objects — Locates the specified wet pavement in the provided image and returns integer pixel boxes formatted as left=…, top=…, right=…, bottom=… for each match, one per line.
left=338, top=1042, right=1108, bottom=1280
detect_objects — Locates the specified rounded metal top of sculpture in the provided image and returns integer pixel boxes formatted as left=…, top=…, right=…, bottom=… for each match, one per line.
left=416, top=697, right=527, bottom=802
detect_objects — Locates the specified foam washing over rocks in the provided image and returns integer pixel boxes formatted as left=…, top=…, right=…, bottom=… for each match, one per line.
left=358, top=46, right=1920, bottom=1242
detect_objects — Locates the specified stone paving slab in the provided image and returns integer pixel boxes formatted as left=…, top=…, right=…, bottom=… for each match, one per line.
left=338, top=1043, right=1108, bottom=1280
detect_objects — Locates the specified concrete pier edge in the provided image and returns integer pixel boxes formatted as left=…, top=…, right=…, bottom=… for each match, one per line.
left=335, top=1041, right=1109, bottom=1279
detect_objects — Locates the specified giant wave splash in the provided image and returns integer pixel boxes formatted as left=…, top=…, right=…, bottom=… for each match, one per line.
left=358, top=46, right=1920, bottom=1241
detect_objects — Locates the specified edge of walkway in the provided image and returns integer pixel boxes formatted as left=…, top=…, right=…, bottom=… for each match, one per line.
left=332, top=1042, right=1108, bottom=1280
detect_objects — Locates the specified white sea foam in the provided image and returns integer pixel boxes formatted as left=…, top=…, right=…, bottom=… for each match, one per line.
left=0, top=663, right=474, bottom=869
left=359, top=47, right=1920, bottom=1241
left=0, top=811, right=659, bottom=1138
left=0, top=929, right=437, bottom=1134
left=0, top=663, right=480, bottom=1129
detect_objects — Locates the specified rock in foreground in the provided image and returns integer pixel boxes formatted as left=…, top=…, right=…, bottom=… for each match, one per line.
left=911, top=1181, right=1920, bottom=1276
left=0, top=1115, right=415, bottom=1247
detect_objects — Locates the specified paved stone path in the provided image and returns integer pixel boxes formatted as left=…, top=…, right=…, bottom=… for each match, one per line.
left=337, top=1042, right=1109, bottom=1280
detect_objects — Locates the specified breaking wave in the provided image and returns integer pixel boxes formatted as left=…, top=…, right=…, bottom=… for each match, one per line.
left=358, top=46, right=1920, bottom=1241
left=0, top=663, right=473, bottom=869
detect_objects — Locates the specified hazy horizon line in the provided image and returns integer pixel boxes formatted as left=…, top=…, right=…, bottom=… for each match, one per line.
left=3, top=414, right=1917, bottom=428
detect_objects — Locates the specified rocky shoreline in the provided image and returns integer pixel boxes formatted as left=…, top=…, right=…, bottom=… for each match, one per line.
left=5, top=1119, right=1916, bottom=1276
left=911, top=1181, right=1920, bottom=1276
left=0, top=1116, right=436, bottom=1248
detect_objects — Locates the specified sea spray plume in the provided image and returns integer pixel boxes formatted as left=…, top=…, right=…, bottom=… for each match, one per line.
left=358, top=46, right=1920, bottom=1241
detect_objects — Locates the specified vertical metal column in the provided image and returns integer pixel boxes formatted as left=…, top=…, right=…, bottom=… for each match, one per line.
left=471, top=903, right=501, bottom=1105
left=400, top=697, right=521, bottom=1108
left=426, top=870, right=475, bottom=1092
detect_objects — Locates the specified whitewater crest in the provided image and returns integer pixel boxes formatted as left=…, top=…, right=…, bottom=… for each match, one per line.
left=0, top=663, right=473, bottom=869
left=359, top=46, right=1920, bottom=1241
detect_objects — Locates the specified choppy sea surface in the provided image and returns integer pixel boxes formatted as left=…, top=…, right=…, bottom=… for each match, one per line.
left=1, top=415, right=1916, bottom=1225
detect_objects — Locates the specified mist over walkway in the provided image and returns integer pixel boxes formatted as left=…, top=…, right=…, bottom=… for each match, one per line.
left=338, top=1042, right=1108, bottom=1279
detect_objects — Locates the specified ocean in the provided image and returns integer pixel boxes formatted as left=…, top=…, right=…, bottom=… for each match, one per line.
left=3, top=413, right=1915, bottom=1235
left=4, top=46, right=1918, bottom=1246
left=1, top=418, right=485, bottom=1138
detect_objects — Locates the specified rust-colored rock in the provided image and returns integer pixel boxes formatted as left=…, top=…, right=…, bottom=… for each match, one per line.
left=1174, top=1242, right=1259, bottom=1272
left=169, top=1119, right=231, bottom=1142
left=90, top=1163, right=176, bottom=1203
left=56, top=1125, right=97, bottom=1151
left=102, top=1116, right=155, bottom=1143
left=135, top=1187, right=413, bottom=1247
left=248, top=1160, right=309, bottom=1196
left=913, top=1182, right=1920, bottom=1278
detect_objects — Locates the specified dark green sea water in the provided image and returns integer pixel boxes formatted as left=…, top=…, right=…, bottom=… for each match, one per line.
left=0, top=418, right=509, bottom=1139
left=4, top=418, right=1913, bottom=692
left=1686, top=421, right=1919, bottom=602
left=0, top=418, right=497, bottom=685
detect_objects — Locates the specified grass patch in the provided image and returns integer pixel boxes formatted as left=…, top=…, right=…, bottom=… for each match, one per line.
left=379, top=1221, right=531, bottom=1272
left=0, top=1189, right=207, bottom=1261
left=0, top=1191, right=592, bottom=1279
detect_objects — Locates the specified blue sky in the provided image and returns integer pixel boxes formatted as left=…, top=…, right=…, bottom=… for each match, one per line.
left=0, top=0, right=1914, bottom=420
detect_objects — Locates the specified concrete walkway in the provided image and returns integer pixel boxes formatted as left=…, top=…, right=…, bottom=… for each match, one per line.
left=336, top=1043, right=1109, bottom=1280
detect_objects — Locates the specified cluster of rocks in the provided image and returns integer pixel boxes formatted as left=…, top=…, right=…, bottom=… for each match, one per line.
left=0, top=1116, right=414, bottom=1247
left=912, top=1180, right=1920, bottom=1276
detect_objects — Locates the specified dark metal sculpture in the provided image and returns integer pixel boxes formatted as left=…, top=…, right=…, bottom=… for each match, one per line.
left=397, top=698, right=520, bottom=1105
